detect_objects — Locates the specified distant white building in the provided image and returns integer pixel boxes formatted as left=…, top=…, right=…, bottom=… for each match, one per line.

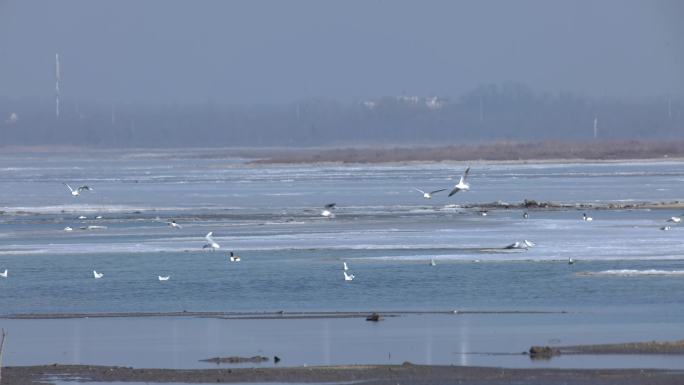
left=5, top=112, right=18, bottom=124
left=363, top=100, right=377, bottom=110
left=397, top=95, right=419, bottom=104
left=425, top=96, right=445, bottom=110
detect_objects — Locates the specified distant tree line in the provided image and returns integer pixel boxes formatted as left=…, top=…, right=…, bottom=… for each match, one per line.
left=0, top=83, right=681, bottom=147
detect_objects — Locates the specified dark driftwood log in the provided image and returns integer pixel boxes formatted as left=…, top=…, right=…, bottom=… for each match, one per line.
left=200, top=356, right=269, bottom=364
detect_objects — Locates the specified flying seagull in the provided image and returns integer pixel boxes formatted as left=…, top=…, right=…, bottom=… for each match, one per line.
left=448, top=167, right=471, bottom=197
left=158, top=275, right=170, bottom=281
left=203, top=231, right=220, bottom=250
left=64, top=183, right=92, bottom=196
left=168, top=220, right=182, bottom=229
left=343, top=262, right=349, bottom=271
left=413, top=188, right=447, bottom=199
left=93, top=270, right=103, bottom=279
left=0, top=269, right=7, bottom=278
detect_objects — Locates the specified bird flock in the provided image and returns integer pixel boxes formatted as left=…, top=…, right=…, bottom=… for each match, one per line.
left=1, top=169, right=681, bottom=281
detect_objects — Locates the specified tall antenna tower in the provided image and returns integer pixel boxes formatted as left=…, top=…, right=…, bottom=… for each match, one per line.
left=479, top=96, right=484, bottom=122
left=55, top=53, right=61, bottom=118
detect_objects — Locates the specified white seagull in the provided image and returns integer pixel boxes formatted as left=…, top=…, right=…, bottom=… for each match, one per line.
left=343, top=271, right=355, bottom=281
left=93, top=270, right=103, bottom=279
left=504, top=240, right=536, bottom=250
left=568, top=257, right=575, bottom=265
left=321, top=203, right=336, bottom=218
left=168, top=220, right=183, bottom=229
left=413, top=188, right=447, bottom=199
left=504, top=242, right=525, bottom=249
left=429, top=259, right=436, bottom=266
left=0, top=269, right=7, bottom=278
left=582, top=213, right=593, bottom=221
left=64, top=226, right=73, bottom=231
left=64, top=183, right=92, bottom=196
left=523, top=212, right=529, bottom=219
left=229, top=251, right=241, bottom=262
left=203, top=231, right=220, bottom=250
left=158, top=275, right=170, bottom=281
left=666, top=216, right=681, bottom=223
left=343, top=262, right=349, bottom=271
left=448, top=167, right=471, bottom=197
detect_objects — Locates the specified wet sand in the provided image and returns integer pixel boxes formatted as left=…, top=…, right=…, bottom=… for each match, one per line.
left=3, top=363, right=684, bottom=385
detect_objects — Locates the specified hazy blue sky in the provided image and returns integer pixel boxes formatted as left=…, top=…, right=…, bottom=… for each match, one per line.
left=0, top=0, right=682, bottom=104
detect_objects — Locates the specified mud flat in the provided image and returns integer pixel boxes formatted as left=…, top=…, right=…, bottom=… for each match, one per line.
left=462, top=199, right=684, bottom=211
left=3, top=363, right=684, bottom=385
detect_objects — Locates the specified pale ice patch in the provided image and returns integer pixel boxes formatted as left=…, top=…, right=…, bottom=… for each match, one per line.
left=578, top=269, right=684, bottom=277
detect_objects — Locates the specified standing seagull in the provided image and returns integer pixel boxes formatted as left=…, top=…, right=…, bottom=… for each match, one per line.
left=93, top=270, right=103, bottom=279
left=0, top=269, right=7, bottom=278
left=413, top=188, right=447, bottom=199
left=168, top=220, right=182, bottom=229
left=64, top=183, right=92, bottom=196
left=321, top=203, right=336, bottom=218
left=448, top=167, right=471, bottom=197
left=203, top=231, right=220, bottom=250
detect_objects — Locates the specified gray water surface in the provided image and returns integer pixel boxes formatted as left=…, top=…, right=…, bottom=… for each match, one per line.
left=1, top=151, right=683, bottom=369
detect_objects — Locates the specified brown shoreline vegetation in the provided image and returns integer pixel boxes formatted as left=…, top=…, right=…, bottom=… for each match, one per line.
left=562, top=339, right=684, bottom=355
left=247, top=140, right=684, bottom=164
left=3, top=363, right=684, bottom=385
left=529, top=340, right=684, bottom=359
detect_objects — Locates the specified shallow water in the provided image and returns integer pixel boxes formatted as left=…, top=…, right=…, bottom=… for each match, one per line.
left=3, top=314, right=683, bottom=369
left=1, top=151, right=683, bottom=369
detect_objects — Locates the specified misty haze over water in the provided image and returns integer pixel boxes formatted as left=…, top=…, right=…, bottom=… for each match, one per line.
left=0, top=0, right=682, bottom=147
